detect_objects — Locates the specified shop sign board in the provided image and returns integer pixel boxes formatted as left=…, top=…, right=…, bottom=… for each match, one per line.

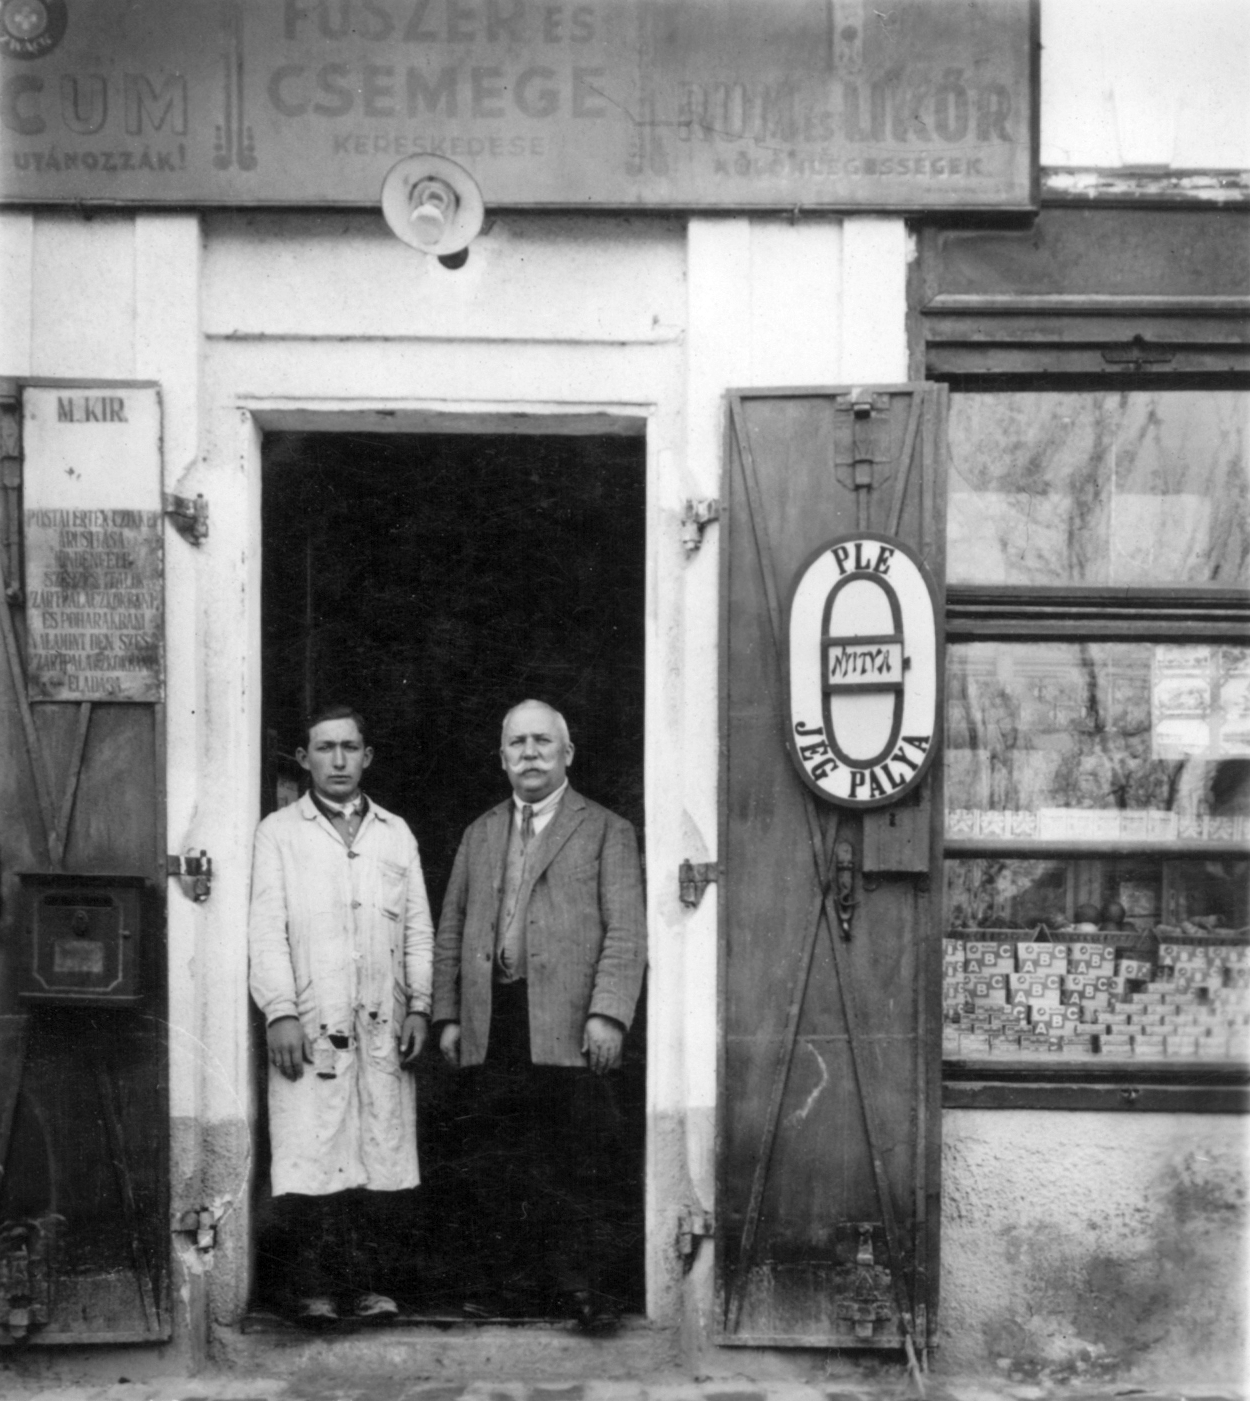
left=786, top=532, right=937, bottom=807
left=0, top=0, right=1037, bottom=210
left=22, top=385, right=163, bottom=702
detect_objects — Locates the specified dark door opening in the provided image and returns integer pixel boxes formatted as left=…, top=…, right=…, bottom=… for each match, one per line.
left=253, top=428, right=647, bottom=1323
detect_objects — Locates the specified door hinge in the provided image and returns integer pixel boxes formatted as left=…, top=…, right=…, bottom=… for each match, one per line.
left=174, top=1207, right=220, bottom=1252
left=678, top=859, right=718, bottom=909
left=163, top=492, right=209, bottom=545
left=0, top=1216, right=57, bottom=1343
left=677, top=1207, right=713, bottom=1269
left=680, top=498, right=720, bottom=556
left=167, top=850, right=212, bottom=903
left=834, top=1223, right=896, bottom=1341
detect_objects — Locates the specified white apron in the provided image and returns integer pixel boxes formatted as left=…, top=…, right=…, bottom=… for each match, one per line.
left=248, top=793, right=433, bottom=1196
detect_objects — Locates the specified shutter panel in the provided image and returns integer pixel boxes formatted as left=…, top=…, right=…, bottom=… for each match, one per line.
left=0, top=385, right=169, bottom=1343
left=717, top=385, right=946, bottom=1356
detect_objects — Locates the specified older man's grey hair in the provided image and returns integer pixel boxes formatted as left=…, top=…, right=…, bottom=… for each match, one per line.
left=500, top=699, right=571, bottom=749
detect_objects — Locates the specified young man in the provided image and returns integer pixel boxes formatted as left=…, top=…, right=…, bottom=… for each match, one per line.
left=433, top=699, right=646, bottom=1327
left=249, top=706, right=433, bottom=1325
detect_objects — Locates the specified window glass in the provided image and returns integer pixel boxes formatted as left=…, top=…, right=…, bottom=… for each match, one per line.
left=947, top=390, right=1250, bottom=586
left=943, top=856, right=1250, bottom=1064
left=946, top=641, right=1250, bottom=844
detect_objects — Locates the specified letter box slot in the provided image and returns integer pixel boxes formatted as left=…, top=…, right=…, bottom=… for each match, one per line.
left=18, top=874, right=147, bottom=1005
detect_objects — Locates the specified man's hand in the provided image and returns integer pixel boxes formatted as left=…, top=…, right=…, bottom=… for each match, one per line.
left=583, top=1015, right=625, bottom=1075
left=439, top=1022, right=462, bottom=1068
left=400, top=1012, right=429, bottom=1067
left=267, top=1016, right=312, bottom=1081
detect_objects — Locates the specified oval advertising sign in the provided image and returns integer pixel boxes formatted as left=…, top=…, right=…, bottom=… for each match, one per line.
left=786, top=533, right=939, bottom=807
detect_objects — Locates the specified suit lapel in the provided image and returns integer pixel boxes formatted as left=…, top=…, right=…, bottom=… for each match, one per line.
left=486, top=800, right=512, bottom=891
left=523, top=787, right=587, bottom=890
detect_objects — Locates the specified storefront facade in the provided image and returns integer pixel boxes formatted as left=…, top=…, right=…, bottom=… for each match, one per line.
left=0, top=0, right=1246, bottom=1387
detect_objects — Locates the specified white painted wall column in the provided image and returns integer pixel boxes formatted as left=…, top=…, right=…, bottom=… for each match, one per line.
left=183, top=398, right=264, bottom=1328
left=839, top=218, right=909, bottom=383
left=0, top=212, right=34, bottom=376
left=134, top=214, right=225, bottom=1352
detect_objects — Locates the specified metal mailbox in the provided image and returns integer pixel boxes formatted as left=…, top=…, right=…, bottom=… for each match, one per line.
left=18, top=874, right=146, bottom=1005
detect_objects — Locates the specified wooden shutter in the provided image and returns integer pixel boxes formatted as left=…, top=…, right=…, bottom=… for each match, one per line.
left=0, top=384, right=169, bottom=1344
left=717, top=385, right=946, bottom=1356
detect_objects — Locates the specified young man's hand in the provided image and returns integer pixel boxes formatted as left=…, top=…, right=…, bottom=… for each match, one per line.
left=399, top=1011, right=429, bottom=1066
left=267, top=1016, right=312, bottom=1080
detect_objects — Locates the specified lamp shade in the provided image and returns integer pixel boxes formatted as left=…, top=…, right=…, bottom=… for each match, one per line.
left=381, top=154, right=485, bottom=255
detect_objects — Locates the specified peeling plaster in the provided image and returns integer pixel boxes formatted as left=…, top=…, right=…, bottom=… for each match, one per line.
left=940, top=1111, right=1249, bottom=1385
left=1042, top=166, right=1250, bottom=205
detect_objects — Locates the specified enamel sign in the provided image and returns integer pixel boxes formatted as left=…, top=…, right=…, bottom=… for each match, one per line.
left=787, top=533, right=938, bottom=807
left=0, top=0, right=1036, bottom=210
left=22, top=386, right=164, bottom=702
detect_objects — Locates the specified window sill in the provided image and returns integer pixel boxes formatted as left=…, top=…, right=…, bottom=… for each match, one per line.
left=943, top=1057, right=1249, bottom=1112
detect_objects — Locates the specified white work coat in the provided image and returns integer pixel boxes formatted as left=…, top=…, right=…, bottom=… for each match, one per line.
left=248, top=792, right=433, bottom=1196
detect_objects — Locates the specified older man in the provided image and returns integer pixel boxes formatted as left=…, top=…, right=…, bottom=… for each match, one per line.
left=249, top=705, right=433, bottom=1325
left=434, top=699, right=646, bottom=1327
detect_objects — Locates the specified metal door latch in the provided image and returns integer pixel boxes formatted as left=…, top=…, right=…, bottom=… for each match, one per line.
left=1101, top=336, right=1175, bottom=372
left=679, top=860, right=718, bottom=908
left=677, top=1206, right=713, bottom=1269
left=680, top=498, right=720, bottom=556
left=163, top=492, right=209, bottom=545
left=167, top=850, right=212, bottom=903
left=834, top=836, right=857, bottom=939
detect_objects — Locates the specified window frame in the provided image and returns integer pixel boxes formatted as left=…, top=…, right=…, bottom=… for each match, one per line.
left=914, top=208, right=1250, bottom=1112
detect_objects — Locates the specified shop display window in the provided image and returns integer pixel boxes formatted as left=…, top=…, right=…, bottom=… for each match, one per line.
left=947, top=390, right=1249, bottom=588
left=946, top=641, right=1250, bottom=845
left=940, top=392, right=1250, bottom=1078
left=943, top=855, right=1250, bottom=1065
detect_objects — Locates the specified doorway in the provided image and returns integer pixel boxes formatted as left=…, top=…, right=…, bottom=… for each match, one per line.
left=253, top=426, right=647, bottom=1322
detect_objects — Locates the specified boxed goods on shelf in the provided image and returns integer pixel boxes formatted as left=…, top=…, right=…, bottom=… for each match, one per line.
left=943, top=925, right=1250, bottom=1061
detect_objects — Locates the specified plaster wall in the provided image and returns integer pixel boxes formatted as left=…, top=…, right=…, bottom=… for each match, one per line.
left=940, top=1110, right=1249, bottom=1386
left=1041, top=0, right=1250, bottom=169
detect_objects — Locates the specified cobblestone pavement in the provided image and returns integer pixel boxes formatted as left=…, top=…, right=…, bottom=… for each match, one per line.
left=0, top=1376, right=1242, bottom=1401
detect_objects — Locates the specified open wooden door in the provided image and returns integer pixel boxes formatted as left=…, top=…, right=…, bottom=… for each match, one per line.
left=717, top=385, right=946, bottom=1357
left=0, top=383, right=170, bottom=1345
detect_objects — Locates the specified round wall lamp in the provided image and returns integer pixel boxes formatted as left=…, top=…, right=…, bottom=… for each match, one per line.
left=381, top=154, right=485, bottom=267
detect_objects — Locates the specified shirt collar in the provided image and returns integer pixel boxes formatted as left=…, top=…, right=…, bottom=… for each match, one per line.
left=512, top=780, right=567, bottom=819
left=312, top=790, right=369, bottom=821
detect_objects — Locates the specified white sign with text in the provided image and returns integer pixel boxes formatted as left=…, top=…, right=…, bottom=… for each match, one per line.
left=787, top=532, right=938, bottom=807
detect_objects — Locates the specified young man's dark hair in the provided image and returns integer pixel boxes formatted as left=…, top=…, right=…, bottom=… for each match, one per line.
left=304, top=704, right=368, bottom=748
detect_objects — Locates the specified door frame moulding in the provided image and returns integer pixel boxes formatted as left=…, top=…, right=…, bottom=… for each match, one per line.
left=244, top=403, right=650, bottom=438
left=224, top=396, right=664, bottom=1331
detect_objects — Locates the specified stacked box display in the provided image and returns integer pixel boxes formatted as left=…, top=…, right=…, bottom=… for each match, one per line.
left=943, top=938, right=967, bottom=1017
left=943, top=934, right=1250, bottom=1061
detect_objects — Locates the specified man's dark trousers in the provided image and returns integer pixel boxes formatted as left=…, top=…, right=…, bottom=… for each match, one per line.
left=461, top=978, right=624, bottom=1309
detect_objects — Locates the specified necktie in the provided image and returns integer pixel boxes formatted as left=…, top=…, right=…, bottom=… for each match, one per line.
left=521, top=804, right=534, bottom=848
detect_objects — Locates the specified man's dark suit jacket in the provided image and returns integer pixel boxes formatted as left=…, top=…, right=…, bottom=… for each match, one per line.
left=433, top=786, right=646, bottom=1067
